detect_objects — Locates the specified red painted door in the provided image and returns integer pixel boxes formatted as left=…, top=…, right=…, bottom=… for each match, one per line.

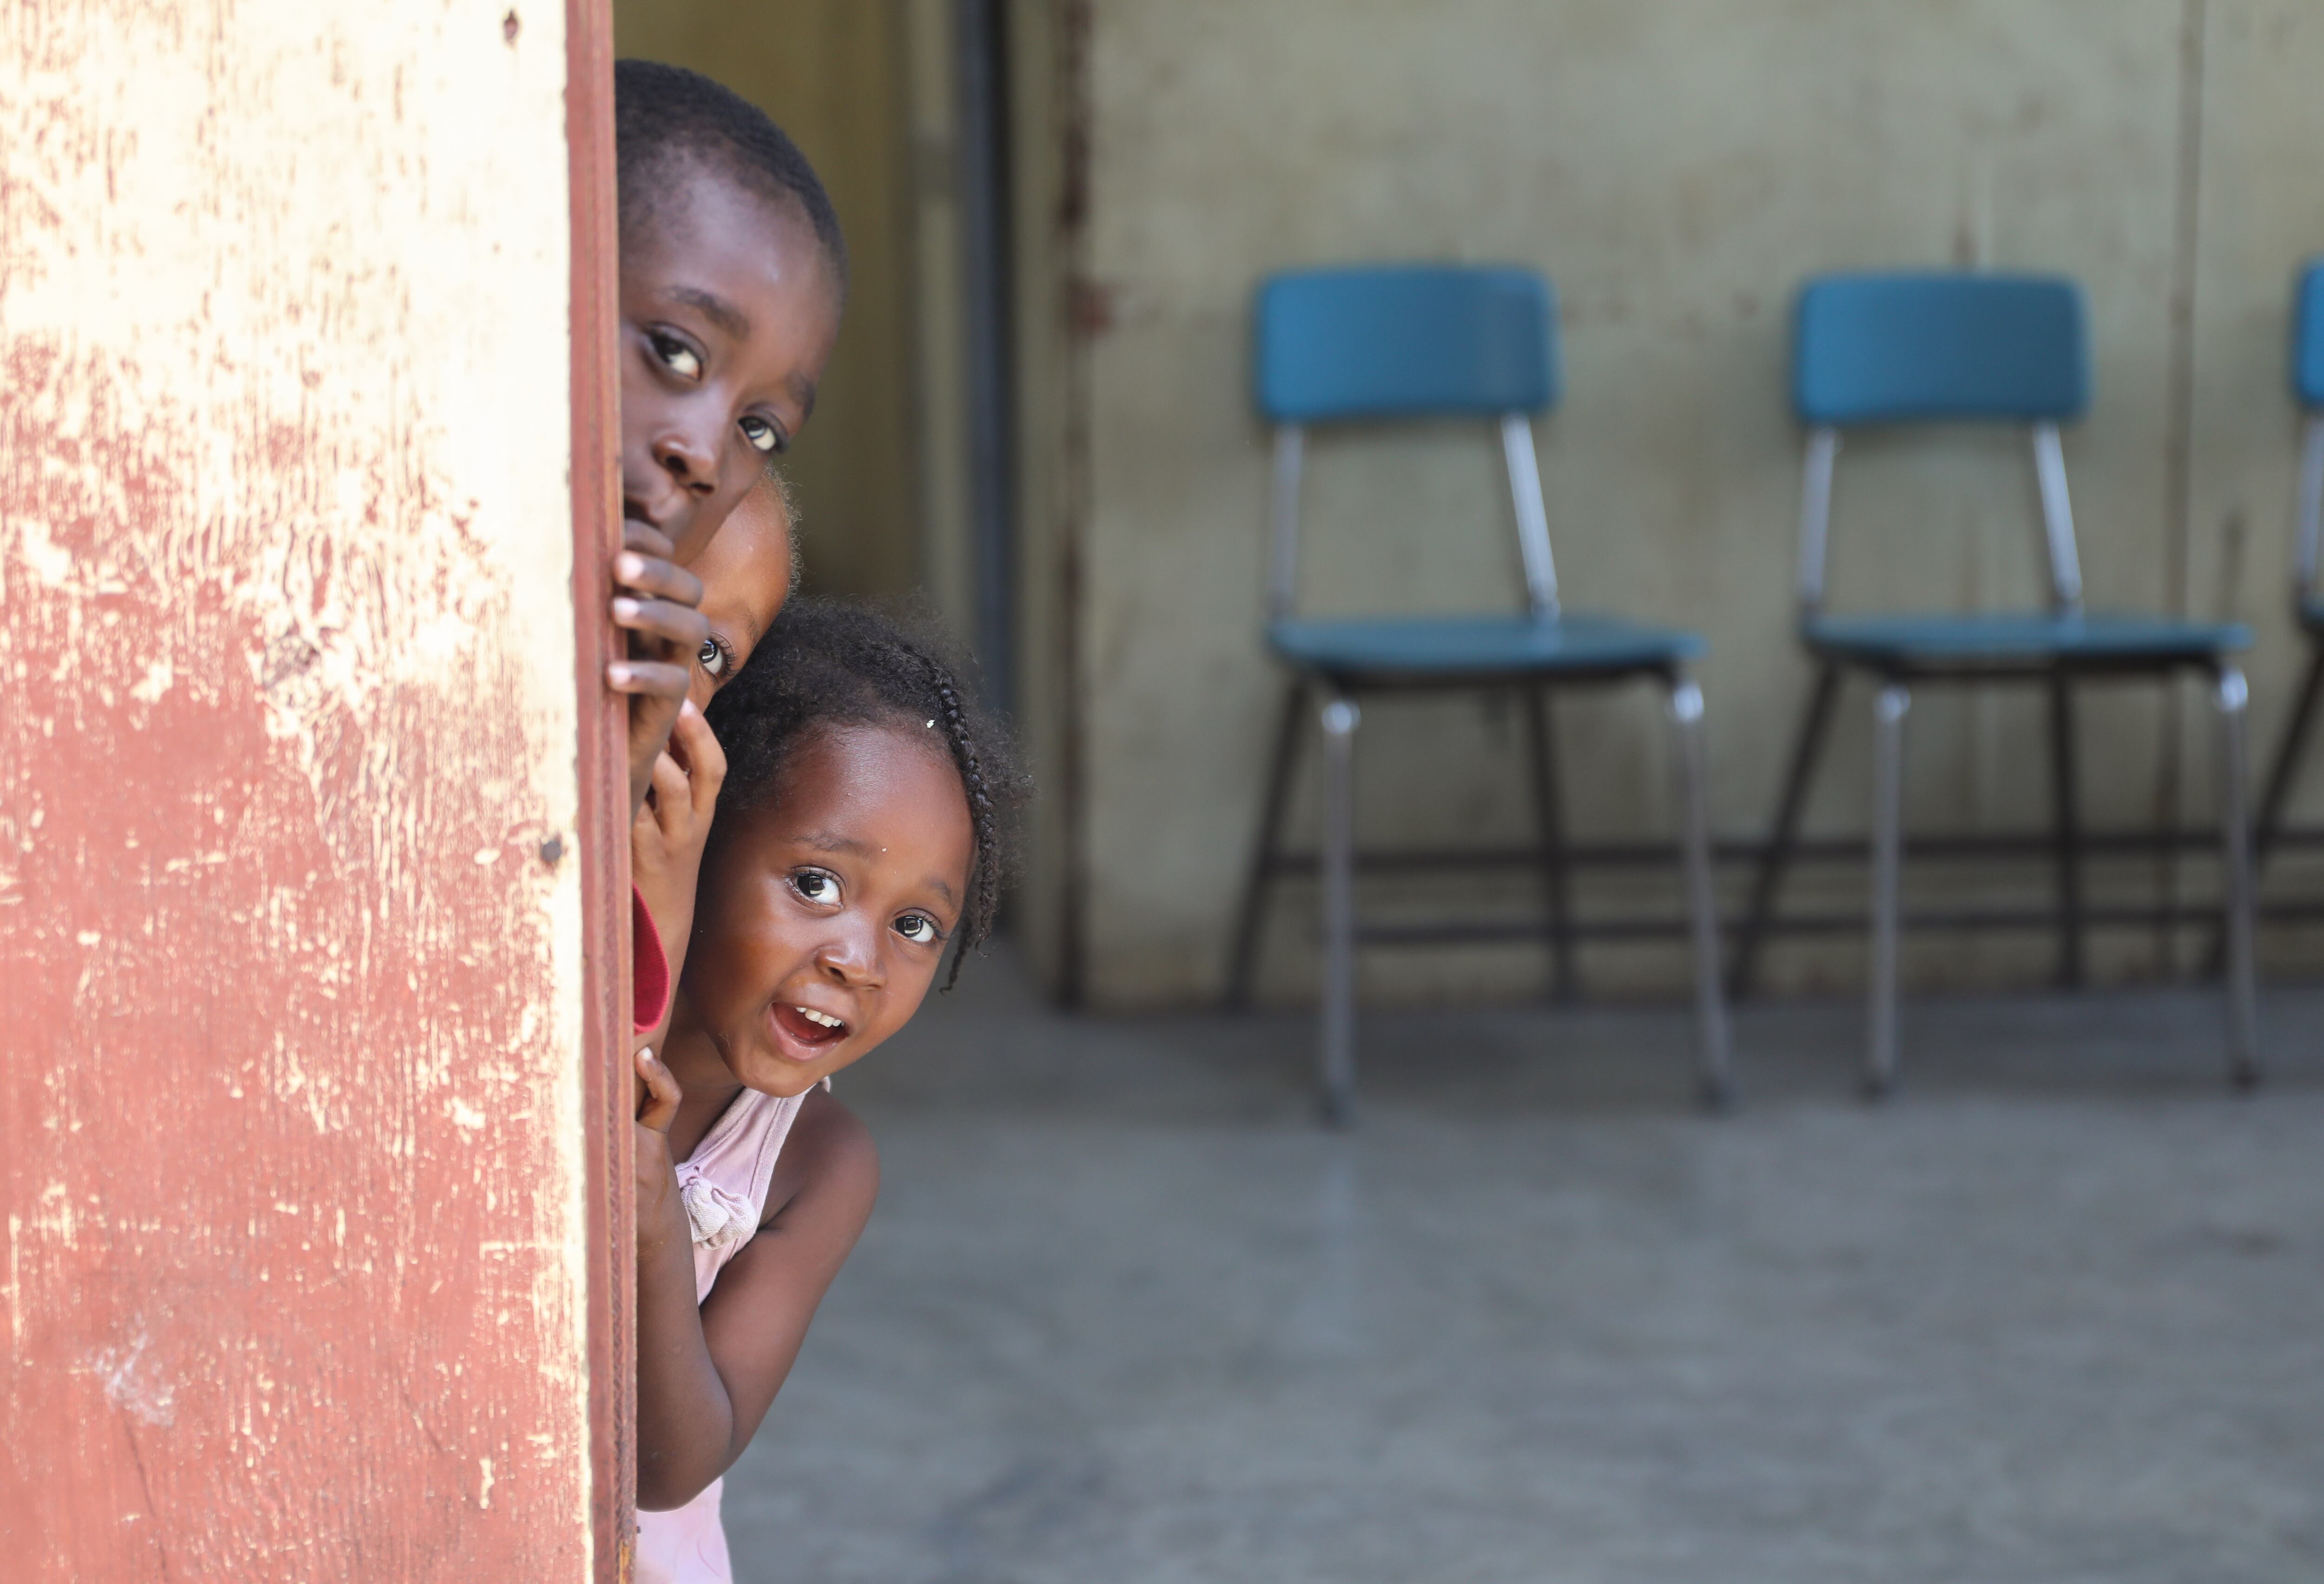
left=0, top=3, right=632, bottom=1577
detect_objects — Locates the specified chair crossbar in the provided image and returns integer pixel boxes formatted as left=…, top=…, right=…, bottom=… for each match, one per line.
left=1351, top=899, right=2316, bottom=949
left=1255, top=822, right=2324, bottom=879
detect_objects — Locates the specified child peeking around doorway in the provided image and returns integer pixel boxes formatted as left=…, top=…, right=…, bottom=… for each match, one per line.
left=607, top=58, right=846, bottom=1041
left=628, top=600, right=1025, bottom=1582
left=632, top=472, right=798, bottom=1055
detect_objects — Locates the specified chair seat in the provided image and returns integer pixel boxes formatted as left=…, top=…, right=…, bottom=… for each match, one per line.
left=1805, top=610, right=2250, bottom=668
left=1269, top=612, right=1702, bottom=684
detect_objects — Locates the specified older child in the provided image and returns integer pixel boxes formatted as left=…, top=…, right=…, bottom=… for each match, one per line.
left=607, top=56, right=842, bottom=815
left=631, top=602, right=1022, bottom=1581
left=610, top=59, right=845, bottom=1034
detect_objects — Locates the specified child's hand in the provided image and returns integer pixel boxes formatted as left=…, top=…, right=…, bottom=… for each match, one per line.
left=609, top=519, right=711, bottom=818
left=634, top=1045, right=683, bottom=1219
left=632, top=700, right=727, bottom=1048
left=635, top=1044, right=682, bottom=1133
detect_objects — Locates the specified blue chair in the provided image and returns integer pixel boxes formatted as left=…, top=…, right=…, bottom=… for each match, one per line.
left=1221, top=265, right=1733, bottom=1121
left=1728, top=272, right=2259, bottom=1093
left=2247, top=261, right=2324, bottom=881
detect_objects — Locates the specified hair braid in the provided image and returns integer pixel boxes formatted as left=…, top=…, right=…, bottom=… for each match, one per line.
left=926, top=657, right=1000, bottom=989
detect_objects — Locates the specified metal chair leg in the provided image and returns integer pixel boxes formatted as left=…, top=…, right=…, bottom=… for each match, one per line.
left=1520, top=685, right=1577, bottom=999
left=2214, top=667, right=2261, bottom=1088
left=1867, top=683, right=1911, bottom=1098
left=1318, top=694, right=1361, bottom=1126
left=1730, top=662, right=1842, bottom=998
left=1224, top=680, right=1308, bottom=1008
left=2047, top=670, right=2085, bottom=987
left=1668, top=678, right=1736, bottom=1110
left=2201, top=640, right=2322, bottom=977
left=2252, top=640, right=2324, bottom=875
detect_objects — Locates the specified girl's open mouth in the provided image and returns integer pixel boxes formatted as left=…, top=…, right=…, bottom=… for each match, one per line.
left=769, top=1002, right=850, bottom=1059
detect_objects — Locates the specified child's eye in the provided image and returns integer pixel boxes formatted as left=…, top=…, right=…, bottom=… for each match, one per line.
left=698, top=634, right=733, bottom=679
left=739, top=414, right=786, bottom=455
left=790, top=869, right=840, bottom=905
left=651, top=331, right=703, bottom=381
left=894, top=912, right=943, bottom=946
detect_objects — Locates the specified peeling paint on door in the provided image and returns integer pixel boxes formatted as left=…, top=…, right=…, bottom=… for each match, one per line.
left=1, top=3, right=612, bottom=1576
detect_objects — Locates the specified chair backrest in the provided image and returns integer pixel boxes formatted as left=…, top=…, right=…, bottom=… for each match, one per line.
left=1790, top=271, right=2090, bottom=617
left=1253, top=265, right=1561, bottom=620
left=2294, top=262, right=2324, bottom=593
left=1794, top=273, right=2088, bottom=425
left=1255, top=266, right=1556, bottom=422
left=2296, top=260, right=2324, bottom=411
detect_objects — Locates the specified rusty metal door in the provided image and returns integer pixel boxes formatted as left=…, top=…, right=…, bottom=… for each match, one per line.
left=0, top=2, right=633, bottom=1577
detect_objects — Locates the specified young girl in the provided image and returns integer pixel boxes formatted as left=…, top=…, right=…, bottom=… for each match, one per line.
left=631, top=601, right=1022, bottom=1582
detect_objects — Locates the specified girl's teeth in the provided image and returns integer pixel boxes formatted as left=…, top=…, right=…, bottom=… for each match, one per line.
left=799, top=1007, right=842, bottom=1029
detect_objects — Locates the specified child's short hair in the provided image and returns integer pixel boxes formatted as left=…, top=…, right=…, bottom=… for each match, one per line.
left=614, top=59, right=847, bottom=291
left=705, top=599, right=1023, bottom=986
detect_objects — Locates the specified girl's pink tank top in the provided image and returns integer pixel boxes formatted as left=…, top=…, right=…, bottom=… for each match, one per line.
left=635, top=1082, right=815, bottom=1584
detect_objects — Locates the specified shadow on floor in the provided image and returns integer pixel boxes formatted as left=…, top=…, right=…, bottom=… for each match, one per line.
left=721, top=947, right=2324, bottom=1584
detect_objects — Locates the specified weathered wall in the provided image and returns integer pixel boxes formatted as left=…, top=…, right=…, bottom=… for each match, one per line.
left=0, top=3, right=607, bottom=1576
left=1018, top=0, right=2324, bottom=1008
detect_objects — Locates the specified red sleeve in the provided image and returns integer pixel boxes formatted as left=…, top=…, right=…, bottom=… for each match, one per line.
left=633, top=886, right=671, bottom=1036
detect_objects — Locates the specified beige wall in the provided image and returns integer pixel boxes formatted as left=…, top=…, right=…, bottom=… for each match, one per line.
left=1012, top=0, right=2324, bottom=1008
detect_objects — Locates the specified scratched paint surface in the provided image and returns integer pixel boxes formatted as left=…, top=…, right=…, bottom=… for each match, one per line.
left=0, top=4, right=595, bottom=1577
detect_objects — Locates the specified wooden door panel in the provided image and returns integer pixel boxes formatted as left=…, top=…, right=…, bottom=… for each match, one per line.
left=0, top=3, right=623, bottom=1577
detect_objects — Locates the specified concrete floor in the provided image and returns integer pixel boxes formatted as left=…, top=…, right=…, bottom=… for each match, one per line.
left=720, top=954, right=2324, bottom=1583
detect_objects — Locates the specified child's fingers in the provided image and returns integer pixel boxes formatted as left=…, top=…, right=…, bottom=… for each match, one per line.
left=626, top=690, right=685, bottom=772
left=612, top=551, right=704, bottom=612
left=626, top=692, right=684, bottom=818
left=692, top=734, right=727, bottom=821
left=647, top=747, right=690, bottom=835
left=634, top=1047, right=683, bottom=1132
left=667, top=701, right=729, bottom=817
left=622, top=518, right=678, bottom=561
left=608, top=658, right=691, bottom=702
left=612, top=595, right=710, bottom=658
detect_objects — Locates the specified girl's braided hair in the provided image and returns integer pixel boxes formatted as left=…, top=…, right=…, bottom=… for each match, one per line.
left=704, top=598, right=1024, bottom=988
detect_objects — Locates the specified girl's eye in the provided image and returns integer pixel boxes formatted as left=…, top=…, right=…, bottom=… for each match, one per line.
left=790, top=869, right=840, bottom=905
left=698, top=634, right=733, bottom=679
left=739, top=414, right=786, bottom=455
left=894, top=913, right=942, bottom=946
left=651, top=332, right=702, bottom=381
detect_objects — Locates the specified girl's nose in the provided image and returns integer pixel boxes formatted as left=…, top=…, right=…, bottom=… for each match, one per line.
left=815, top=924, right=885, bottom=990
left=652, top=419, right=720, bottom=499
